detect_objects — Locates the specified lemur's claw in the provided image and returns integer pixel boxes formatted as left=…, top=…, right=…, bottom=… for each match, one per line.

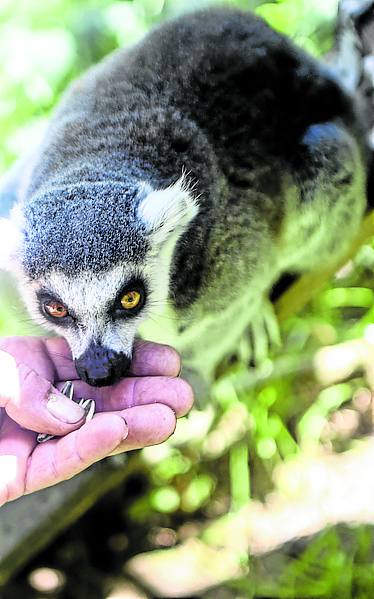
left=245, top=300, right=282, bottom=367
left=61, top=380, right=74, bottom=401
left=36, top=382, right=96, bottom=444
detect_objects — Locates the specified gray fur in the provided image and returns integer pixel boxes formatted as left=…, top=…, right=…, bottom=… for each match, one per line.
left=1, top=7, right=368, bottom=389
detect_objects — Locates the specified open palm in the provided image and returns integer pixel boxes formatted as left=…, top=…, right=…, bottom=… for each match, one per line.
left=0, top=336, right=193, bottom=505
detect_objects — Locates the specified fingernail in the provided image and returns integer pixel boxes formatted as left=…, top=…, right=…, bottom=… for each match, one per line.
left=47, top=393, right=85, bottom=424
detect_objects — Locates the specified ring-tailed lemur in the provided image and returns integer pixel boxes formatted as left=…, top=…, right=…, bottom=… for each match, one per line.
left=0, top=7, right=368, bottom=391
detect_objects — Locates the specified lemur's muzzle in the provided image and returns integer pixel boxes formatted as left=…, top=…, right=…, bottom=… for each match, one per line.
left=75, top=342, right=132, bottom=387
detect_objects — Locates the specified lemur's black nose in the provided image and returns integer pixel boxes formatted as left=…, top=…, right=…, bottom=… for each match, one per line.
left=75, top=343, right=132, bottom=387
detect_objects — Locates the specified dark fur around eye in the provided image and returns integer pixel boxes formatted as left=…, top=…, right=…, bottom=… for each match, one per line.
left=37, top=290, right=75, bottom=326
left=111, top=278, right=147, bottom=319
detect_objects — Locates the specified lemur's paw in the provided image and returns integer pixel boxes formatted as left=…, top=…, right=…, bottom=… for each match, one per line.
left=244, top=300, right=282, bottom=367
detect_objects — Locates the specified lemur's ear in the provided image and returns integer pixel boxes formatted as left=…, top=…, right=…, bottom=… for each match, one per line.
left=137, top=176, right=199, bottom=245
left=0, top=217, right=21, bottom=270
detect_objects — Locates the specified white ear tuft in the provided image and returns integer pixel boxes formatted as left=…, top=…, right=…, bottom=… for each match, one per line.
left=0, top=217, right=22, bottom=271
left=137, top=175, right=199, bottom=244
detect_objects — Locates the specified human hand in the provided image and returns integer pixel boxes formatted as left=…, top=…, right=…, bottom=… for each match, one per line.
left=0, top=336, right=193, bottom=505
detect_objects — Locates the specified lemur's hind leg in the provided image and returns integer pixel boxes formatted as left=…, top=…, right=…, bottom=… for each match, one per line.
left=281, top=121, right=367, bottom=273
left=243, top=122, right=367, bottom=368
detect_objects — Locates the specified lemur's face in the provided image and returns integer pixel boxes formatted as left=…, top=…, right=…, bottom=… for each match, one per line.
left=4, top=177, right=197, bottom=387
left=27, top=264, right=160, bottom=387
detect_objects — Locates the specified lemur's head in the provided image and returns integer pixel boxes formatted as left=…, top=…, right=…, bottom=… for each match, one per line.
left=2, top=176, right=198, bottom=386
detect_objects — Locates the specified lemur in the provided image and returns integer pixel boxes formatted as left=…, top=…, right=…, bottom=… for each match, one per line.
left=0, top=7, right=368, bottom=393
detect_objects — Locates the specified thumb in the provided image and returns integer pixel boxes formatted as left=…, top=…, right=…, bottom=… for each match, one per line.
left=0, top=350, right=85, bottom=435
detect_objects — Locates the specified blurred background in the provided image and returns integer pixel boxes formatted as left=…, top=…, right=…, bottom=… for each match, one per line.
left=3, top=1, right=374, bottom=598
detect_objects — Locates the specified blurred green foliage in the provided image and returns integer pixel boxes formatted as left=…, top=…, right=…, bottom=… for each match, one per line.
left=0, top=0, right=339, bottom=172
left=3, top=1, right=374, bottom=598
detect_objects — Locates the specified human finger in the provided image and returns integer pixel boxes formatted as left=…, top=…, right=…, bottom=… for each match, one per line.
left=24, top=413, right=128, bottom=494
left=72, top=375, right=194, bottom=417
left=109, top=403, right=177, bottom=454
left=0, top=412, right=35, bottom=506
left=0, top=403, right=177, bottom=504
left=130, top=340, right=181, bottom=377
left=0, top=349, right=86, bottom=435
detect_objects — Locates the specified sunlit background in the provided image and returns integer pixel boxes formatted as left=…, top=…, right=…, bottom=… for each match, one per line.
left=3, top=1, right=374, bottom=598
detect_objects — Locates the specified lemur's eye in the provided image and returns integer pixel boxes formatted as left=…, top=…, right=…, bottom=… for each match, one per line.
left=43, top=300, right=69, bottom=319
left=121, top=290, right=142, bottom=310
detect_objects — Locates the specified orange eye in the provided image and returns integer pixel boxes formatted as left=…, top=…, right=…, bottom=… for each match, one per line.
left=120, top=290, right=141, bottom=310
left=44, top=301, right=69, bottom=318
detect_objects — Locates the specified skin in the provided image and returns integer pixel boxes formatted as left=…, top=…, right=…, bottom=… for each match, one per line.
left=0, top=336, right=194, bottom=506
